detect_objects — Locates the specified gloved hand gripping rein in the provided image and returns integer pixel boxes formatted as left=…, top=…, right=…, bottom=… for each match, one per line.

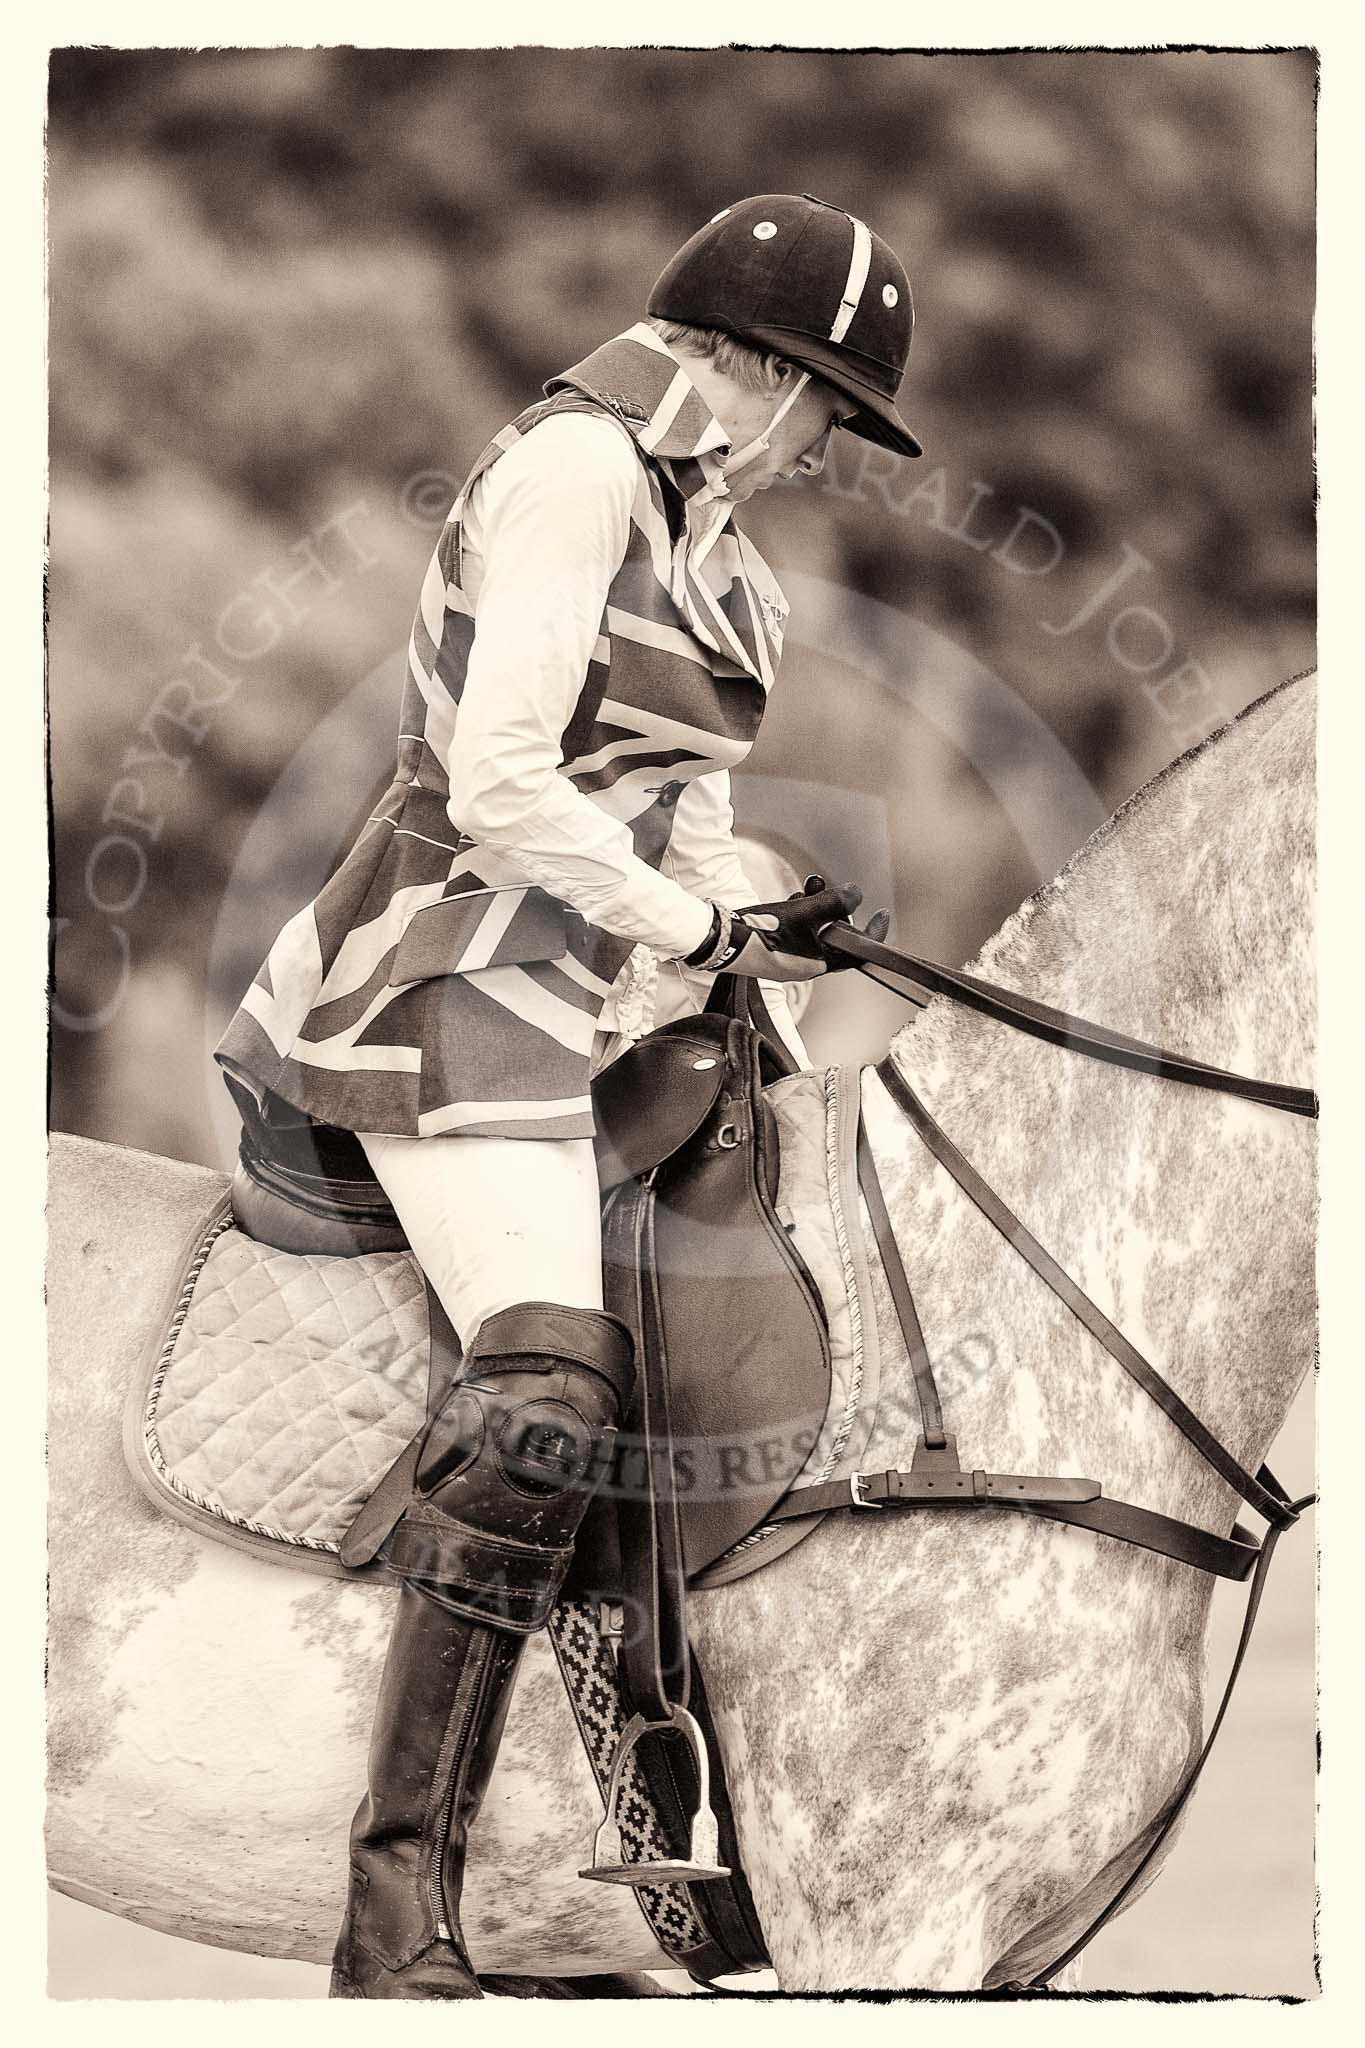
left=685, top=874, right=892, bottom=975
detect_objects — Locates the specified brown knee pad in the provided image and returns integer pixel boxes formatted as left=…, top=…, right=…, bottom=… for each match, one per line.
left=381, top=1302, right=635, bottom=1631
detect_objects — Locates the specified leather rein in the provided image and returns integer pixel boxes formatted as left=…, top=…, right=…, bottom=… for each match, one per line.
left=753, top=925, right=1316, bottom=1989
left=823, top=923, right=1318, bottom=1118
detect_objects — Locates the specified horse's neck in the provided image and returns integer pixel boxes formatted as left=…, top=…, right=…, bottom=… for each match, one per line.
left=878, top=675, right=1315, bottom=1498
left=973, top=672, right=1315, bottom=1082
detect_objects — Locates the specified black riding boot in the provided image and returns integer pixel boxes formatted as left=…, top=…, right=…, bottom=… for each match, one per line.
left=329, top=1302, right=635, bottom=2000
left=329, top=1587, right=522, bottom=1997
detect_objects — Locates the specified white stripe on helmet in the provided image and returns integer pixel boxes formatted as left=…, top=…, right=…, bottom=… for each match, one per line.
left=829, top=214, right=872, bottom=344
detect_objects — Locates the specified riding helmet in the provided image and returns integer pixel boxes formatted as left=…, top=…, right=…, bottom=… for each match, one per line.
left=647, top=192, right=923, bottom=457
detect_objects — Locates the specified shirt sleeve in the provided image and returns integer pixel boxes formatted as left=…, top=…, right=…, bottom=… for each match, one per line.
left=661, top=767, right=760, bottom=910
left=661, top=769, right=813, bottom=1071
left=445, top=411, right=714, bottom=961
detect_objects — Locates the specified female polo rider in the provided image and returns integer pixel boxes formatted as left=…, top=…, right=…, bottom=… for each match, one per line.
left=214, top=193, right=923, bottom=1999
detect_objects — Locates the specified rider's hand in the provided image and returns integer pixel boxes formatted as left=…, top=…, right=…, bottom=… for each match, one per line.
left=725, top=926, right=831, bottom=981
left=727, top=880, right=865, bottom=981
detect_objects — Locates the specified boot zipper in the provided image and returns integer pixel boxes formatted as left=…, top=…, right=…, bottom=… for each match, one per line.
left=427, top=1632, right=494, bottom=1945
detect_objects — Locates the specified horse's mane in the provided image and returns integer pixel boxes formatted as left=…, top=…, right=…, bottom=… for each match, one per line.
left=966, top=666, right=1315, bottom=983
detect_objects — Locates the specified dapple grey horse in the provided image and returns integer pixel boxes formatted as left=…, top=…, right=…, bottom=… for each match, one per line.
left=47, top=672, right=1315, bottom=1990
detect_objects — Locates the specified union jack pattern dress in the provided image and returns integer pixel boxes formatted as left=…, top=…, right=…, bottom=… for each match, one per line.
left=214, top=324, right=791, bottom=1140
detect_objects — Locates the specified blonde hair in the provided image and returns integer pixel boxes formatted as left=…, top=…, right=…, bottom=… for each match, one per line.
left=647, top=317, right=790, bottom=395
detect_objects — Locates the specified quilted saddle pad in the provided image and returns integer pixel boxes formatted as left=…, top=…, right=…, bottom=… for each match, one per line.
left=126, top=1212, right=429, bottom=1567
left=125, top=1067, right=881, bottom=1579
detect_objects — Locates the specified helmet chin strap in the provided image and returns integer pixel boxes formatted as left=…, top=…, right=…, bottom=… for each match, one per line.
left=716, top=370, right=812, bottom=487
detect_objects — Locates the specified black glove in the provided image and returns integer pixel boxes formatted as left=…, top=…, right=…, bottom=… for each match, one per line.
left=737, top=878, right=864, bottom=957
left=685, top=875, right=890, bottom=982
left=739, top=875, right=891, bottom=968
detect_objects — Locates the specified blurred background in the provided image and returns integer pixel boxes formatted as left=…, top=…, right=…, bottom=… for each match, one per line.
left=45, top=45, right=1316, bottom=1998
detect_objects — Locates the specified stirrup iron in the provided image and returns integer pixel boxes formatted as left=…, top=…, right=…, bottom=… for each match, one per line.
left=578, top=1707, right=730, bottom=1885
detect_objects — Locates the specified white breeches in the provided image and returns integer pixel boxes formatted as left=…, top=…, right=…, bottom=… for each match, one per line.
left=357, top=971, right=809, bottom=1350
left=358, top=1127, right=604, bottom=1347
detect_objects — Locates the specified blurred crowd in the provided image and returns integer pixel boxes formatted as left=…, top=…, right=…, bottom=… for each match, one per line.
left=46, top=47, right=1315, bottom=1167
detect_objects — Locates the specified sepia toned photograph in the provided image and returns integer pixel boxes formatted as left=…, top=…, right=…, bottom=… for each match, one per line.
left=44, top=39, right=1317, bottom=2000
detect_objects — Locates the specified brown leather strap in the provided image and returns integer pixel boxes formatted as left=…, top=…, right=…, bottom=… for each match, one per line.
left=873, top=1057, right=1300, bottom=1533
left=702, top=973, right=802, bottom=1076
left=1011, top=1494, right=1269, bottom=1580
left=472, top=1299, right=636, bottom=1391
left=769, top=1467, right=1271, bottom=1581
left=856, top=1123, right=946, bottom=1447
left=605, top=1177, right=692, bottom=1723
left=824, top=928, right=1318, bottom=1120
left=772, top=1467, right=1098, bottom=1514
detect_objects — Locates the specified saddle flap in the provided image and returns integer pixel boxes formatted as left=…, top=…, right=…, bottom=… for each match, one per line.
left=592, top=1016, right=732, bottom=1190
left=642, top=1023, right=833, bottom=1577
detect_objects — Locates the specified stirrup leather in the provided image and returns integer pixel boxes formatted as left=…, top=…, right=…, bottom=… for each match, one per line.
left=578, top=1705, right=730, bottom=1885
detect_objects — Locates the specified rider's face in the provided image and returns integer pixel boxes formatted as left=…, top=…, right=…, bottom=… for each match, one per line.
left=719, top=376, right=858, bottom=503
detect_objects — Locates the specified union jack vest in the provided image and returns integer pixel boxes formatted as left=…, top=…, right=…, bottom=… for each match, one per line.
left=214, top=324, right=790, bottom=1141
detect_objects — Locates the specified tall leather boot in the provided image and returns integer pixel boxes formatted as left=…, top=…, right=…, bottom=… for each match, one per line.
left=330, top=1302, right=635, bottom=1999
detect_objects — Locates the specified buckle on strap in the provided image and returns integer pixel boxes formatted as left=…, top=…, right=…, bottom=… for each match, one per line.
left=850, top=1471, right=881, bottom=1509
